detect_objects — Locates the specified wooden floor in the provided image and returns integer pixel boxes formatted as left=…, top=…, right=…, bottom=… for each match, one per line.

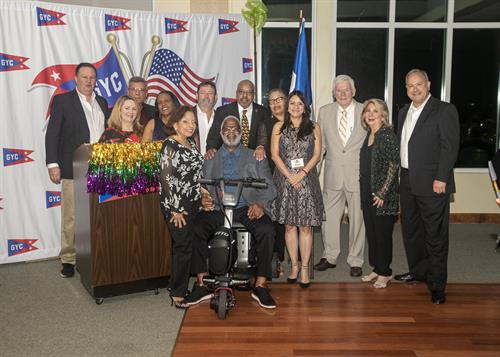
left=174, top=283, right=500, bottom=356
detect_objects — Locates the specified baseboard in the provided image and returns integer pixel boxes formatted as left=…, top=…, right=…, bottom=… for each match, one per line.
left=450, top=213, right=500, bottom=224
left=340, top=213, right=500, bottom=224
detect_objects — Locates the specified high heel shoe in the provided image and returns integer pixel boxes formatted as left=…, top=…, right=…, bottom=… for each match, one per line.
left=299, top=265, right=310, bottom=289
left=287, top=263, right=300, bottom=284
left=170, top=295, right=188, bottom=309
left=361, top=272, right=378, bottom=282
left=373, top=276, right=392, bottom=289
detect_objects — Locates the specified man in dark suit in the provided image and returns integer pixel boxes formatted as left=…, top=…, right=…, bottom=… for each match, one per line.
left=127, top=76, right=156, bottom=126
left=395, top=68, right=459, bottom=304
left=205, top=79, right=270, bottom=159
left=45, top=62, right=109, bottom=278
left=183, top=116, right=277, bottom=309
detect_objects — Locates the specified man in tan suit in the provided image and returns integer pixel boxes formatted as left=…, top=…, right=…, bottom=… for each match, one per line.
left=314, top=75, right=366, bottom=277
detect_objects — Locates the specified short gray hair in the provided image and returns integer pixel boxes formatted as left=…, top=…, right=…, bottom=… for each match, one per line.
left=333, top=74, right=356, bottom=96
left=405, top=69, right=429, bottom=84
left=128, top=76, right=147, bottom=86
left=220, top=115, right=240, bottom=132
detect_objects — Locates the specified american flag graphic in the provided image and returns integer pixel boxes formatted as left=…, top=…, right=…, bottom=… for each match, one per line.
left=147, top=49, right=215, bottom=106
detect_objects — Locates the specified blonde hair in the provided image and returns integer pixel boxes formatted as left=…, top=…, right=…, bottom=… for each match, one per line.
left=361, top=98, right=390, bottom=130
left=107, top=95, right=143, bottom=136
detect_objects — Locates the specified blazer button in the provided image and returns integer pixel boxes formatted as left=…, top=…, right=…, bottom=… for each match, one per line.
left=342, top=150, right=346, bottom=153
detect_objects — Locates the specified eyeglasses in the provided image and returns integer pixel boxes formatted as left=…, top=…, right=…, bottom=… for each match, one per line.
left=130, top=88, right=147, bottom=93
left=269, top=97, right=285, bottom=104
left=222, top=126, right=241, bottom=133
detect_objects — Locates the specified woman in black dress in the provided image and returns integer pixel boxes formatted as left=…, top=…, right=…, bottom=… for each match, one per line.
left=142, top=91, right=180, bottom=142
left=359, top=99, right=399, bottom=288
left=257, top=88, right=287, bottom=276
left=99, top=95, right=142, bottom=143
left=159, top=105, right=204, bottom=307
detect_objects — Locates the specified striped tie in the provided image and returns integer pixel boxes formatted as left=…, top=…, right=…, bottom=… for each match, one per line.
left=241, top=109, right=250, bottom=147
left=339, top=110, right=348, bottom=146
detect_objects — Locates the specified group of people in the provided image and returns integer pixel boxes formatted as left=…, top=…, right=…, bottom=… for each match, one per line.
left=45, top=62, right=459, bottom=310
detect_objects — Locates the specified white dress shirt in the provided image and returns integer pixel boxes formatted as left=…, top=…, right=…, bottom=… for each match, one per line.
left=77, top=89, right=105, bottom=144
left=400, top=94, right=431, bottom=169
left=196, top=105, right=214, bottom=155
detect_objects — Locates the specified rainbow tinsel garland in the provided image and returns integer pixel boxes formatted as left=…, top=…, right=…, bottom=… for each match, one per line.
left=86, top=142, right=163, bottom=196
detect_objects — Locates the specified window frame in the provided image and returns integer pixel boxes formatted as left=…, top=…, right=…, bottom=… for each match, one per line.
left=257, top=3, right=315, bottom=106
left=331, top=0, right=500, bottom=172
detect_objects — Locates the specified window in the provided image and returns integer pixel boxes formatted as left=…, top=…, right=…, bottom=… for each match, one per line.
left=331, top=1, right=500, bottom=167
left=396, top=0, right=447, bottom=22
left=260, top=1, right=312, bottom=103
left=261, top=27, right=311, bottom=103
left=336, top=28, right=387, bottom=102
left=454, top=0, right=500, bottom=22
left=393, top=29, right=444, bottom=121
left=452, top=29, right=500, bottom=167
left=337, top=0, right=389, bottom=22
left=265, top=0, right=312, bottom=22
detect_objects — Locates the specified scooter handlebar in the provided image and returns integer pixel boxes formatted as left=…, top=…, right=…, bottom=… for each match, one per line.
left=198, top=177, right=267, bottom=189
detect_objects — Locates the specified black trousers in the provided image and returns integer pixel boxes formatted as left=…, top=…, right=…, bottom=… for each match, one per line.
left=274, top=222, right=285, bottom=261
left=400, top=169, right=450, bottom=292
left=361, top=188, right=395, bottom=277
left=166, top=202, right=199, bottom=298
left=191, top=207, right=275, bottom=280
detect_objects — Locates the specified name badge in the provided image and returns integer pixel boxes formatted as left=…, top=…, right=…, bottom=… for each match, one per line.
left=291, top=158, right=304, bottom=169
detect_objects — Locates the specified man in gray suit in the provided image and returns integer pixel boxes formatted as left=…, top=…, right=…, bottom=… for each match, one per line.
left=184, top=116, right=277, bottom=309
left=314, top=75, right=366, bottom=277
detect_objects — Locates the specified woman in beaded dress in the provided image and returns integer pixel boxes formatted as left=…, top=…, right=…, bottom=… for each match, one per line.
left=271, top=90, right=324, bottom=288
left=359, top=99, right=399, bottom=289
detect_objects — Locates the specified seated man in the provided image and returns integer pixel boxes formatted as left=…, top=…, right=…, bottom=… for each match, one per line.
left=184, top=115, right=277, bottom=309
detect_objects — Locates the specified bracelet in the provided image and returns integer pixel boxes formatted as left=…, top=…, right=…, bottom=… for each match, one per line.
left=301, top=168, right=309, bottom=176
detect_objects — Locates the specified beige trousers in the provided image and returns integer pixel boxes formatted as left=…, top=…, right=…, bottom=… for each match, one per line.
left=60, top=179, right=75, bottom=265
left=321, top=187, right=366, bottom=267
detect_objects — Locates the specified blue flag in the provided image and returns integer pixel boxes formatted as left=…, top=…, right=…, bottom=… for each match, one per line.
left=289, top=19, right=312, bottom=106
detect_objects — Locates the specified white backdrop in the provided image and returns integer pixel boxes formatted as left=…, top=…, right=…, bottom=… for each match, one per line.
left=0, top=0, right=251, bottom=263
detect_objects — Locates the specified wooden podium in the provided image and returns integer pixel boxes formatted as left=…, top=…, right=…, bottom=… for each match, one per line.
left=73, top=144, right=171, bottom=304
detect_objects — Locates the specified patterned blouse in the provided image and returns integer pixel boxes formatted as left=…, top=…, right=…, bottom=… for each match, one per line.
left=159, top=137, right=204, bottom=216
left=98, top=127, right=141, bottom=143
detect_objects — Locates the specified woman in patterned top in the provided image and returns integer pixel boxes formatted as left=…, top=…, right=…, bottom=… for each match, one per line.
left=159, top=105, right=204, bottom=308
left=99, top=95, right=142, bottom=143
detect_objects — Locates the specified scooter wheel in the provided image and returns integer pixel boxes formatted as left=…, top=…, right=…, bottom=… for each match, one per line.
left=217, top=289, right=228, bottom=320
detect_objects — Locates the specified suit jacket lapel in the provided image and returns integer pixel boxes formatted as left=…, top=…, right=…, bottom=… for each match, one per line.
left=71, top=90, right=90, bottom=139
left=397, top=105, right=410, bottom=139
left=249, top=104, right=260, bottom=146
left=330, top=103, right=341, bottom=142
left=410, top=96, right=436, bottom=136
left=345, top=100, right=362, bottom=147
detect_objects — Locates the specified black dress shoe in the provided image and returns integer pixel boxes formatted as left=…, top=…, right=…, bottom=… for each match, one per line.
left=313, top=258, right=336, bottom=271
left=431, top=291, right=446, bottom=304
left=394, top=272, right=418, bottom=283
left=60, top=263, right=75, bottom=278
left=350, top=266, right=362, bottom=277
